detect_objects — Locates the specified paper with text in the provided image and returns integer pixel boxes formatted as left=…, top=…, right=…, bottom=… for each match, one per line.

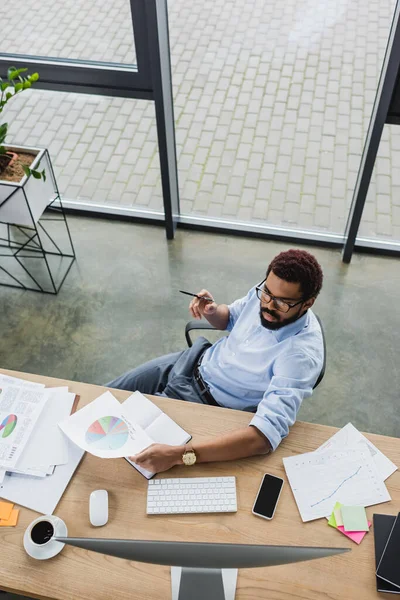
left=317, top=422, right=397, bottom=481
left=58, top=391, right=153, bottom=458
left=283, top=447, right=391, bottom=522
left=0, top=385, right=49, bottom=469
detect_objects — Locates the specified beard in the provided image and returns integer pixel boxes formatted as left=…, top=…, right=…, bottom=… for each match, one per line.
left=259, top=306, right=304, bottom=330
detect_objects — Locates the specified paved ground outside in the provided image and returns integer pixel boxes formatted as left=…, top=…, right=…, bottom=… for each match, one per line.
left=1, top=0, right=400, bottom=240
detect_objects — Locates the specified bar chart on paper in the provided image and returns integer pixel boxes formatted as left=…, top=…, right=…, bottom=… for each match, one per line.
left=283, top=448, right=391, bottom=522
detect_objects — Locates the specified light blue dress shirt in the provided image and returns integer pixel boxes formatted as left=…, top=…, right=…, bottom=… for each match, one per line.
left=199, top=286, right=324, bottom=451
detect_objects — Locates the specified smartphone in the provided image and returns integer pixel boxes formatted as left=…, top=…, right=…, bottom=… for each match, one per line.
left=252, top=473, right=284, bottom=520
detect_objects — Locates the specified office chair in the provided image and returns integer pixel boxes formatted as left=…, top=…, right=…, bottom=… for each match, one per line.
left=185, top=314, right=326, bottom=389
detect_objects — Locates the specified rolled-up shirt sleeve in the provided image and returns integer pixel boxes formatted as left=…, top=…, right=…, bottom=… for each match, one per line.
left=250, top=351, right=320, bottom=450
left=226, top=287, right=256, bottom=331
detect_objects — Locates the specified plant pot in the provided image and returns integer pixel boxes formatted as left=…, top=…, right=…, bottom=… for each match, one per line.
left=0, top=145, right=56, bottom=227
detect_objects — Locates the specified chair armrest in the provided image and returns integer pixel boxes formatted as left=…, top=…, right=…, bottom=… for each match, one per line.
left=185, top=320, right=217, bottom=347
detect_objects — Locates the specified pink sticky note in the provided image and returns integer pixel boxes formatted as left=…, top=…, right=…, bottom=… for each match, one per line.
left=337, top=521, right=372, bottom=544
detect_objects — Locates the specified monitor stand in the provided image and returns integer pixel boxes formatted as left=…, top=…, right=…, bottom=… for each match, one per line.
left=171, top=567, right=238, bottom=600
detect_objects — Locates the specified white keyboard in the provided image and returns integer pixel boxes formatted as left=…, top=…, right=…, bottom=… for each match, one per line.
left=147, top=476, right=237, bottom=514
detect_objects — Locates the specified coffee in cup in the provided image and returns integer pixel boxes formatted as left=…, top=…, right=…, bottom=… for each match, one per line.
left=30, top=520, right=55, bottom=545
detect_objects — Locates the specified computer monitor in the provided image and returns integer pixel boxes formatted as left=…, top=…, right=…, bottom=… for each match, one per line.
left=55, top=537, right=349, bottom=600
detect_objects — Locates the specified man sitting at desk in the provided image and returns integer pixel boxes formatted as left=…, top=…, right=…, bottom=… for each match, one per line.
left=108, top=249, right=324, bottom=473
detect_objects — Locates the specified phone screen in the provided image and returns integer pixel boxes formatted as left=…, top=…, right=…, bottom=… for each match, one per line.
left=253, top=473, right=284, bottom=519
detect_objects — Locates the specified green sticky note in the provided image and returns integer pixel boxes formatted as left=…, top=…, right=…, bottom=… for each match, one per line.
left=327, top=502, right=342, bottom=528
left=341, top=506, right=369, bottom=532
left=327, top=511, right=337, bottom=528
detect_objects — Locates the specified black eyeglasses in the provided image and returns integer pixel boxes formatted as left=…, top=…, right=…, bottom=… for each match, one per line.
left=255, top=282, right=305, bottom=313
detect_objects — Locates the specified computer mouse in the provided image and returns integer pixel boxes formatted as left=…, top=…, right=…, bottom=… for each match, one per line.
left=89, top=489, right=108, bottom=527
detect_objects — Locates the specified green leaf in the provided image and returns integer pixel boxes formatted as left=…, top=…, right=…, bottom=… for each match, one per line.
left=14, top=82, right=23, bottom=92
left=8, top=67, right=27, bottom=80
left=0, top=82, right=9, bottom=91
left=41, top=169, right=46, bottom=182
left=22, top=165, right=31, bottom=177
left=32, top=170, right=42, bottom=179
left=0, top=146, right=7, bottom=155
left=29, top=73, right=39, bottom=82
left=0, top=125, right=8, bottom=145
left=22, top=80, right=31, bottom=89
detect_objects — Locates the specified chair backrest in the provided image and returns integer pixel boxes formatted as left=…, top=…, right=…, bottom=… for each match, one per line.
left=185, top=313, right=326, bottom=390
left=313, top=314, right=326, bottom=389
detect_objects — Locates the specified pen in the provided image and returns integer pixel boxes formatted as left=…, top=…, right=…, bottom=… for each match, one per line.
left=179, top=290, right=214, bottom=302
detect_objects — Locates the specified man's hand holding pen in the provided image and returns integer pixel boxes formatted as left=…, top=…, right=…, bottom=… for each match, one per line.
left=188, top=290, right=218, bottom=320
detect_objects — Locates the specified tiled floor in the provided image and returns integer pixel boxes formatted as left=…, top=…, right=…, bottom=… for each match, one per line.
left=1, top=0, right=399, bottom=240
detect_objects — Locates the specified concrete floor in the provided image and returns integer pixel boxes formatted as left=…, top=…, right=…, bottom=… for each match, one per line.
left=0, top=215, right=399, bottom=599
left=0, top=214, right=399, bottom=438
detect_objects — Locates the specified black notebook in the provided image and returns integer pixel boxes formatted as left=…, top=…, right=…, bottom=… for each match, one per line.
left=373, top=514, right=400, bottom=594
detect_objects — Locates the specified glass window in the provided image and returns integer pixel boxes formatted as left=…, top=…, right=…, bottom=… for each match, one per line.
left=0, top=0, right=136, bottom=64
left=167, top=0, right=396, bottom=238
left=2, top=89, right=162, bottom=212
left=358, top=125, right=400, bottom=244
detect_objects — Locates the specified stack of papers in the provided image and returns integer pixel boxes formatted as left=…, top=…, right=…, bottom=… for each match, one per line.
left=0, top=500, right=19, bottom=527
left=327, top=502, right=371, bottom=544
left=0, top=374, right=84, bottom=514
left=283, top=423, right=397, bottom=522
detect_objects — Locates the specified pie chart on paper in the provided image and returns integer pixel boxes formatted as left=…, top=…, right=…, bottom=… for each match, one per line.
left=85, top=416, right=129, bottom=450
left=0, top=414, right=18, bottom=438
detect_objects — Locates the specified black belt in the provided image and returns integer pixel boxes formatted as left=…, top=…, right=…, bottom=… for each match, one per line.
left=193, top=360, right=220, bottom=407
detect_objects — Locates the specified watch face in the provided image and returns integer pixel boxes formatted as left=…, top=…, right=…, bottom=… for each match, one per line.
left=183, top=451, right=196, bottom=465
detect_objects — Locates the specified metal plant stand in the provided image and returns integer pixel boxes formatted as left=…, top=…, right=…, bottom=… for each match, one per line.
left=0, top=149, right=75, bottom=294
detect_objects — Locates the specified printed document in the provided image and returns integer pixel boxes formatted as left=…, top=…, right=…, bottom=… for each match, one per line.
left=316, top=422, right=397, bottom=481
left=59, top=391, right=153, bottom=458
left=123, top=391, right=191, bottom=478
left=7, top=388, right=74, bottom=477
left=283, top=447, right=391, bottom=522
left=0, top=385, right=49, bottom=469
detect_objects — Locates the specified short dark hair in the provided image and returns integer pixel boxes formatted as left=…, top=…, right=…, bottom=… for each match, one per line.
left=266, top=249, right=323, bottom=299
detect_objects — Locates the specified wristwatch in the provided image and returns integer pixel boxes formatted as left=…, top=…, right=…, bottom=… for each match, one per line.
left=182, top=444, right=197, bottom=466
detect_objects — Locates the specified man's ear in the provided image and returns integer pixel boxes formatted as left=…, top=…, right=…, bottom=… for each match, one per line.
left=303, top=297, right=315, bottom=311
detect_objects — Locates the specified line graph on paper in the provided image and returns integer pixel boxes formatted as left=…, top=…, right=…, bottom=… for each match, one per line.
left=283, top=448, right=391, bottom=522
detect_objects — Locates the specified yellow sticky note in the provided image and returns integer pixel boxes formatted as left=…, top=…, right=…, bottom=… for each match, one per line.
left=334, top=507, right=344, bottom=527
left=0, top=501, right=13, bottom=521
left=0, top=508, right=19, bottom=527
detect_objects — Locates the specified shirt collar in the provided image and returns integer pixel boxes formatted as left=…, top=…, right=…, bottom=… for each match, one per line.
left=269, top=309, right=310, bottom=342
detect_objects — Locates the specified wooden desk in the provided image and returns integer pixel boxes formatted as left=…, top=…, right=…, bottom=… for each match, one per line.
left=0, top=368, right=399, bottom=600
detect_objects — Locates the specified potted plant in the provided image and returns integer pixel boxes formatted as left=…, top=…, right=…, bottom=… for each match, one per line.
left=0, top=66, right=57, bottom=228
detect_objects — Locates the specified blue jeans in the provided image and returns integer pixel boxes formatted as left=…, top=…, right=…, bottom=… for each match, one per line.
left=107, top=337, right=212, bottom=405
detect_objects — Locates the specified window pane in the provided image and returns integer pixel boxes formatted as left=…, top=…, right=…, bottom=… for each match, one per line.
left=2, top=89, right=162, bottom=212
left=169, top=0, right=396, bottom=237
left=0, top=0, right=136, bottom=64
left=358, top=124, right=400, bottom=244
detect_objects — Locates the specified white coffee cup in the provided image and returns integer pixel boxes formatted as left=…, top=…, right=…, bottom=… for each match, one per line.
left=24, top=515, right=68, bottom=559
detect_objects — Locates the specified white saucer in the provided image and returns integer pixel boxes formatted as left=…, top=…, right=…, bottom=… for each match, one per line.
left=24, top=515, right=68, bottom=560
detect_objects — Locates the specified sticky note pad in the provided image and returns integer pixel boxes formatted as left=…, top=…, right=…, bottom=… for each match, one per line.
left=0, top=501, right=13, bottom=521
left=0, top=508, right=19, bottom=527
left=341, top=506, right=369, bottom=532
left=327, top=501, right=342, bottom=528
left=334, top=507, right=344, bottom=527
left=337, top=521, right=371, bottom=544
